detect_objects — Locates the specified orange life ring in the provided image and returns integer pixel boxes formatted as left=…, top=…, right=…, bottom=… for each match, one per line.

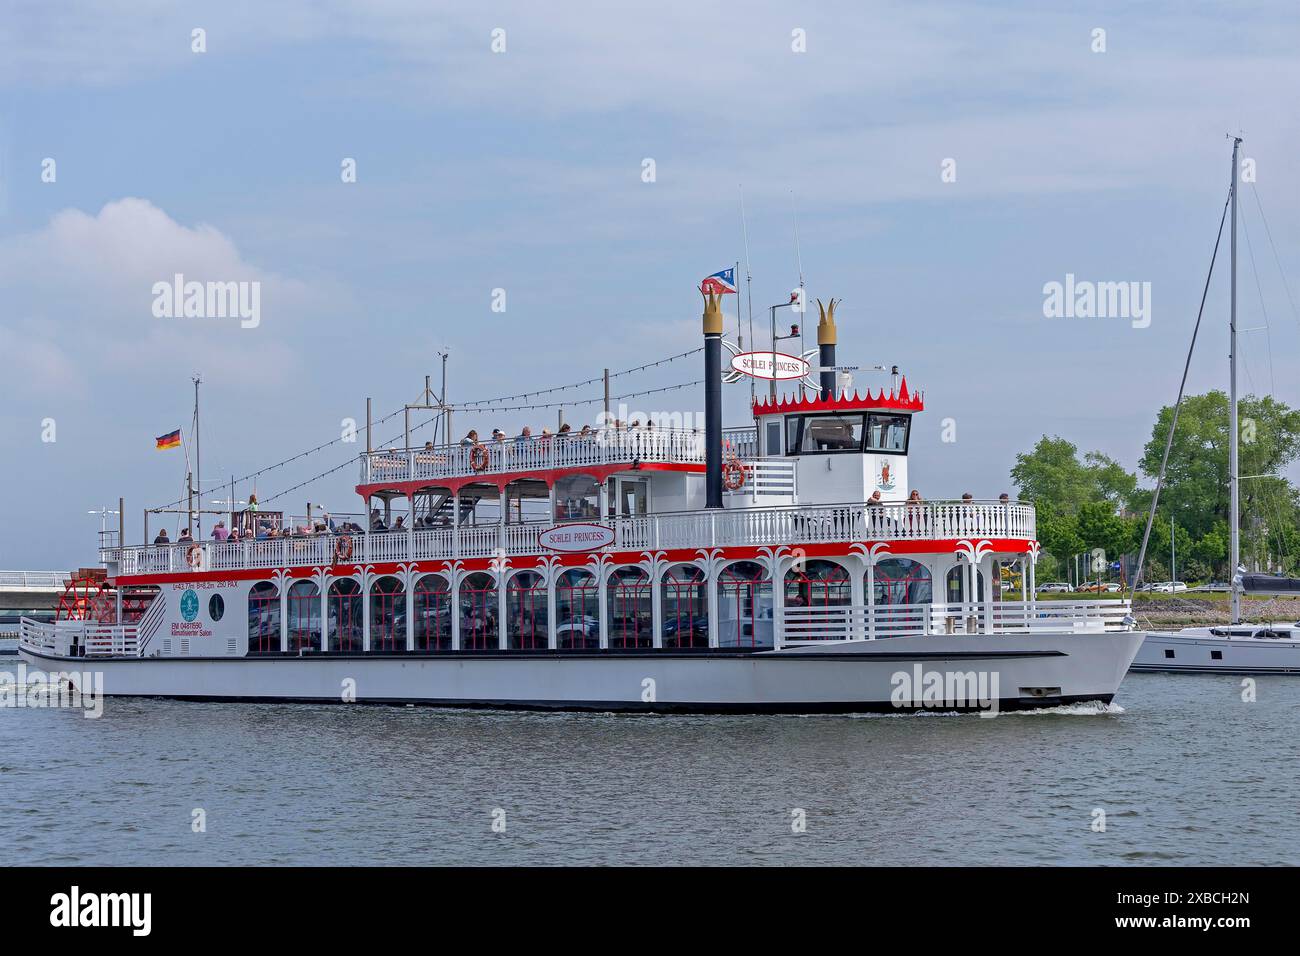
left=469, top=442, right=490, bottom=472
left=722, top=456, right=747, bottom=491
left=334, top=534, right=353, bottom=563
left=185, top=543, right=204, bottom=570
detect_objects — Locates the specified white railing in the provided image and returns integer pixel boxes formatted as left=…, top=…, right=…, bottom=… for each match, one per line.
left=103, top=500, right=1036, bottom=576
left=363, top=428, right=707, bottom=484
left=781, top=598, right=1130, bottom=643
left=0, top=571, right=71, bottom=589
left=724, top=458, right=797, bottom=502
left=723, top=427, right=759, bottom=458
left=18, top=619, right=142, bottom=658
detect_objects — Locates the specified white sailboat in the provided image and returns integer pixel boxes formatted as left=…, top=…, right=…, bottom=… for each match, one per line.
left=1133, top=136, right=1300, bottom=675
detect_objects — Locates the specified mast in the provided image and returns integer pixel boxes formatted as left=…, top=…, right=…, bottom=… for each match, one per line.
left=1229, top=135, right=1242, bottom=624
left=193, top=374, right=202, bottom=539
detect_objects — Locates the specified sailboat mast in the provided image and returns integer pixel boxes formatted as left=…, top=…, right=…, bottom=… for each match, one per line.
left=1229, top=136, right=1242, bottom=624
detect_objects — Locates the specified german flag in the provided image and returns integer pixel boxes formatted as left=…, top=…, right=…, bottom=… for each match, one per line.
left=155, top=429, right=182, bottom=450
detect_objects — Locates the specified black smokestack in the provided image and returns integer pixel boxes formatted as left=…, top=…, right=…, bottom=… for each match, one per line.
left=703, top=291, right=724, bottom=508
left=817, top=298, right=839, bottom=399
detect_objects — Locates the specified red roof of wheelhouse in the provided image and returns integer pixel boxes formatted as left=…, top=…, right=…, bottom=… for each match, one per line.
left=752, top=377, right=925, bottom=416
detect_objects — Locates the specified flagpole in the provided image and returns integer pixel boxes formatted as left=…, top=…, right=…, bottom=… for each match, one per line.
left=739, top=186, right=756, bottom=421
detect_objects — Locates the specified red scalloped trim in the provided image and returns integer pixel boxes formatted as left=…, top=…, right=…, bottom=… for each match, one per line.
left=752, top=377, right=924, bottom=415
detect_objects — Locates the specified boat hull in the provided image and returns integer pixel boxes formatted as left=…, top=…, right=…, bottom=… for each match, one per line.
left=1131, top=630, right=1300, bottom=675
left=19, top=631, right=1144, bottom=713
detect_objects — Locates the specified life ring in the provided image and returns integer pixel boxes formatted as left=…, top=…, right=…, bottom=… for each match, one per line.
left=334, top=534, right=353, bottom=563
left=722, top=456, right=747, bottom=491
left=469, top=442, right=490, bottom=472
left=185, top=543, right=204, bottom=570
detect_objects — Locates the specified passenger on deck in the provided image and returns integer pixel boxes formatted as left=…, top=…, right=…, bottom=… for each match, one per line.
left=578, top=424, right=593, bottom=438
left=393, top=516, right=406, bottom=532
left=228, top=527, right=241, bottom=542
left=908, top=489, right=923, bottom=503
left=178, top=528, right=193, bottom=543
left=370, top=509, right=387, bottom=532
left=866, top=491, right=883, bottom=506
left=515, top=425, right=532, bottom=449
left=461, top=429, right=479, bottom=446
left=211, top=520, right=228, bottom=541
left=999, top=493, right=1010, bottom=503
left=558, top=423, right=572, bottom=437
left=153, top=529, right=170, bottom=544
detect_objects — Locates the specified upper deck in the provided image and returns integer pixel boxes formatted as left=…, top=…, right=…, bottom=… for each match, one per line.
left=103, top=498, right=1036, bottom=577
left=360, top=426, right=757, bottom=489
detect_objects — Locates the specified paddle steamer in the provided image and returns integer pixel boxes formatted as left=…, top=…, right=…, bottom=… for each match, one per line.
left=19, top=294, right=1144, bottom=711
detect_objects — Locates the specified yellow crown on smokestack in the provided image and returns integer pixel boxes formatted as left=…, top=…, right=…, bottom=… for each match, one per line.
left=816, top=298, right=839, bottom=345
left=702, top=290, right=724, bottom=335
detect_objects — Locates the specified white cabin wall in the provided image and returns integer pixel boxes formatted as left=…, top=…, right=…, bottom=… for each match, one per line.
left=649, top=471, right=703, bottom=513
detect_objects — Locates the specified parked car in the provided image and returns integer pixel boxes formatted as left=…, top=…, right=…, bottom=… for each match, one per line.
left=1149, top=581, right=1189, bottom=593
left=1037, top=582, right=1072, bottom=593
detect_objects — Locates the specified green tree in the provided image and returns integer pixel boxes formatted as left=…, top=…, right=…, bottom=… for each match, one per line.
left=1012, top=437, right=1137, bottom=513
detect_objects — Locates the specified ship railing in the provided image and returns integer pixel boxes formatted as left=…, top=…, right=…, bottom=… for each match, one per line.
left=102, top=499, right=1037, bottom=574
left=18, top=619, right=142, bottom=658
left=723, top=458, right=797, bottom=502
left=780, top=598, right=1130, bottom=644
left=361, top=428, right=707, bottom=484
left=722, top=426, right=759, bottom=458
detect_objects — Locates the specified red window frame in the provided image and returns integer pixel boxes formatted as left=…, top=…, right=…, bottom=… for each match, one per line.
left=508, top=572, right=549, bottom=650
left=608, top=570, right=652, bottom=649
left=460, top=575, right=498, bottom=650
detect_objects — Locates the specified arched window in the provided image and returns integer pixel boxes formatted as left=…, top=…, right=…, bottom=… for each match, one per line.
left=784, top=560, right=851, bottom=608
left=287, top=580, right=321, bottom=652
left=328, top=578, right=362, bottom=652
left=608, top=567, right=651, bottom=649
left=718, top=561, right=774, bottom=649
left=661, top=565, right=707, bottom=649
left=460, top=572, right=498, bottom=650
left=507, top=570, right=549, bottom=650
left=247, top=581, right=280, bottom=655
left=369, top=576, right=405, bottom=652
left=556, top=569, right=598, bottom=650
left=945, top=565, right=985, bottom=603
left=414, top=574, right=451, bottom=651
left=872, top=558, right=933, bottom=605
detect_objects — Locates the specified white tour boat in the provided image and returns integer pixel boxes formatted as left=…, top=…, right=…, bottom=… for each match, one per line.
left=19, top=294, right=1144, bottom=711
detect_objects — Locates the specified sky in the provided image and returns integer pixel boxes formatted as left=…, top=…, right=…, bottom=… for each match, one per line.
left=1, top=0, right=1298, bottom=568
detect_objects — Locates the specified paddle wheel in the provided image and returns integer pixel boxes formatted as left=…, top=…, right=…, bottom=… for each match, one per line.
left=56, top=568, right=110, bottom=621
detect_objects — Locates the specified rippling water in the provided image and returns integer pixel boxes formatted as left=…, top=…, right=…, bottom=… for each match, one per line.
left=0, top=662, right=1295, bottom=865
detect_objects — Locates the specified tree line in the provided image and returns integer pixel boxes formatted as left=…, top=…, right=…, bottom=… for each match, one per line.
left=1012, top=391, right=1300, bottom=584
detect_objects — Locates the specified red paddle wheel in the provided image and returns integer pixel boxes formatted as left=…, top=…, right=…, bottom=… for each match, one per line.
left=55, top=568, right=110, bottom=622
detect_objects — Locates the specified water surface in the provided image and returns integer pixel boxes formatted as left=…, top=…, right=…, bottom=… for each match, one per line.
left=1, top=664, right=1293, bottom=865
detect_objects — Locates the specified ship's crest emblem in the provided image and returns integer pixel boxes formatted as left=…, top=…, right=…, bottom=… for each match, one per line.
left=877, top=462, right=895, bottom=491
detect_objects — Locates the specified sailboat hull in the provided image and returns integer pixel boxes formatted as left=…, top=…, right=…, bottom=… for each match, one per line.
left=1131, top=629, right=1300, bottom=674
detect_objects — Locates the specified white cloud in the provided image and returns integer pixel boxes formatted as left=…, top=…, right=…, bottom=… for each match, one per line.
left=0, top=198, right=317, bottom=400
